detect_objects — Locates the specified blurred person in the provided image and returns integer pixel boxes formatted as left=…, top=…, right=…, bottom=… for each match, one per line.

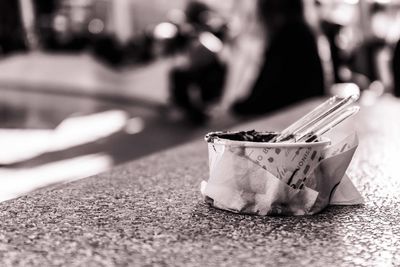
left=347, top=3, right=386, bottom=88
left=0, top=1, right=27, bottom=55
left=314, top=0, right=343, bottom=84
left=232, top=0, right=324, bottom=116
left=169, top=1, right=227, bottom=123
left=125, top=31, right=154, bottom=64
left=392, top=39, right=400, bottom=97
left=33, top=0, right=58, bottom=50
left=90, top=34, right=124, bottom=67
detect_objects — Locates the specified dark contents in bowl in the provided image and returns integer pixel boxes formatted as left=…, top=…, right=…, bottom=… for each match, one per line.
left=205, top=130, right=278, bottom=143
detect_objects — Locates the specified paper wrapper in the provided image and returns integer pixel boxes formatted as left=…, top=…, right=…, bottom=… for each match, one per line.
left=201, top=133, right=363, bottom=216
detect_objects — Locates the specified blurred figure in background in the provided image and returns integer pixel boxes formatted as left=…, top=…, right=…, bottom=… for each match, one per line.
left=0, top=1, right=27, bottom=56
left=315, top=0, right=343, bottom=84
left=392, top=40, right=400, bottom=97
left=169, top=1, right=227, bottom=123
left=232, top=0, right=324, bottom=116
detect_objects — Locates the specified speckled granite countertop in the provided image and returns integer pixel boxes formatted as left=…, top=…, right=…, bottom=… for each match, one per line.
left=1, top=97, right=399, bottom=267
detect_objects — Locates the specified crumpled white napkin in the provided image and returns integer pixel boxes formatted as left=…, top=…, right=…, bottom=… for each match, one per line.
left=201, top=133, right=363, bottom=215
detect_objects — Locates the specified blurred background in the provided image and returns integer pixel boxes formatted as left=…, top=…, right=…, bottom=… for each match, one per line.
left=1, top=0, right=400, bottom=200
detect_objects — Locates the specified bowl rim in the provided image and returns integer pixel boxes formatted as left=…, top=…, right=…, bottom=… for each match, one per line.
left=205, top=131, right=331, bottom=148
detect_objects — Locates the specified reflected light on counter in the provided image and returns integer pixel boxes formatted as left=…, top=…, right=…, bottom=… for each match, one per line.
left=0, top=129, right=52, bottom=165
left=54, top=110, right=128, bottom=150
left=0, top=110, right=128, bottom=165
left=0, top=153, right=112, bottom=202
left=153, top=22, right=178, bottom=39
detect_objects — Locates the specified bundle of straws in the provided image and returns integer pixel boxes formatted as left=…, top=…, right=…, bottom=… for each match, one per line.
left=270, top=94, right=360, bottom=143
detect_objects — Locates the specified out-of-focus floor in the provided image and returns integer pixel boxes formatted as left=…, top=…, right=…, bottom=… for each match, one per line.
left=0, top=52, right=239, bottom=201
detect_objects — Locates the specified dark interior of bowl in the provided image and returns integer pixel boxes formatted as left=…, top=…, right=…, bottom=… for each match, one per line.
left=205, top=130, right=279, bottom=143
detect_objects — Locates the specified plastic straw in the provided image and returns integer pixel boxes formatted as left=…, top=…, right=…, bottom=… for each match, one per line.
left=273, top=94, right=359, bottom=143
left=299, top=106, right=360, bottom=142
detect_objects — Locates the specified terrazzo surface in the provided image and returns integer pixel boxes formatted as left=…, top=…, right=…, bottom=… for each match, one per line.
left=1, top=97, right=399, bottom=266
